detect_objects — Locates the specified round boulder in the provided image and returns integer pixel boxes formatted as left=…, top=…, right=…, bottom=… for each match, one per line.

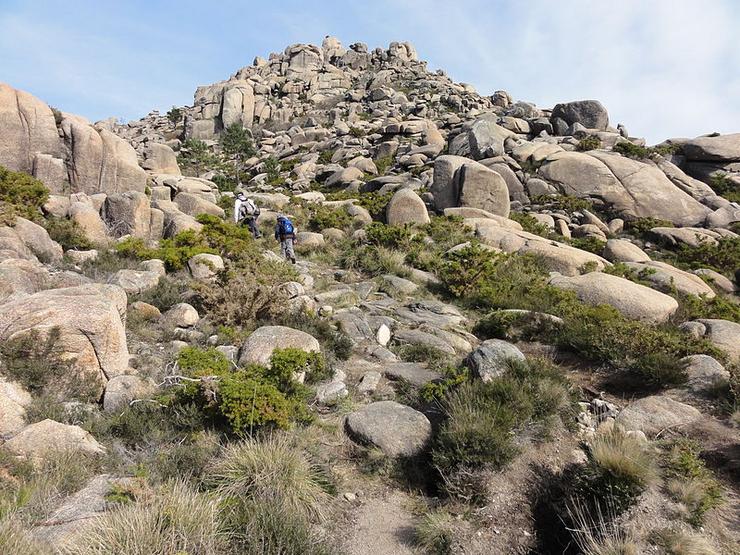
left=345, top=400, right=432, bottom=457
left=386, top=188, right=430, bottom=226
left=188, top=253, right=224, bottom=280
left=5, top=419, right=105, bottom=462
left=238, top=325, right=320, bottom=367
left=465, top=339, right=526, bottom=382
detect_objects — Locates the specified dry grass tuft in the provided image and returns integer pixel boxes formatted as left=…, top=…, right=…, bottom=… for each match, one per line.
left=209, top=434, right=332, bottom=520
left=62, top=480, right=225, bottom=555
left=654, top=527, right=719, bottom=555
left=415, top=509, right=458, bottom=554
left=567, top=501, right=639, bottom=555
left=590, top=427, right=658, bottom=489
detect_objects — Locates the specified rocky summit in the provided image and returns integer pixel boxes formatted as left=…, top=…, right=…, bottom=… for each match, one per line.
left=0, top=36, right=738, bottom=555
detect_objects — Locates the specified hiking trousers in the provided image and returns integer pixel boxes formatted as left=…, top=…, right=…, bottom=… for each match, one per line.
left=280, top=237, right=295, bottom=262
left=240, top=217, right=261, bottom=239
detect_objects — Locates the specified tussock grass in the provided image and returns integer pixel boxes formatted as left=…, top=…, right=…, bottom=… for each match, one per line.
left=210, top=434, right=332, bottom=521
left=589, top=428, right=658, bottom=490
left=62, top=480, right=225, bottom=555
left=567, top=501, right=639, bottom=555
left=0, top=514, right=48, bottom=555
left=415, top=509, right=457, bottom=554
left=653, top=527, right=718, bottom=555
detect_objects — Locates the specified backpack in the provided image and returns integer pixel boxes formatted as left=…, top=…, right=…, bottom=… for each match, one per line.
left=278, top=217, right=294, bottom=235
left=238, top=199, right=260, bottom=220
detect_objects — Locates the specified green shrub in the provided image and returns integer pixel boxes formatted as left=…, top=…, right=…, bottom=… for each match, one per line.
left=569, top=236, right=606, bottom=255
left=263, top=156, right=283, bottom=185
left=708, top=172, right=740, bottom=203
left=348, top=126, right=364, bottom=138
left=673, top=237, right=740, bottom=280
left=628, top=217, right=674, bottom=235
left=269, top=348, right=330, bottom=385
left=530, top=194, right=594, bottom=213
left=307, top=204, right=352, bottom=231
left=43, top=217, right=92, bottom=251
left=317, top=149, right=335, bottom=164
left=374, top=155, right=394, bottom=175
left=0, top=165, right=49, bottom=224
left=676, top=293, right=740, bottom=324
left=432, top=358, right=574, bottom=476
left=577, top=135, right=602, bottom=151
left=365, top=221, right=414, bottom=248
left=173, top=347, right=317, bottom=434
left=211, top=173, right=238, bottom=193
left=166, top=106, right=182, bottom=123
left=614, top=141, right=652, bottom=159
left=116, top=231, right=215, bottom=271
left=177, top=138, right=222, bottom=176
left=221, top=123, right=255, bottom=160
left=509, top=212, right=551, bottom=237
left=420, top=366, right=470, bottom=403
left=0, top=328, right=98, bottom=402
left=339, top=244, right=411, bottom=278
left=131, top=276, right=188, bottom=312
left=663, top=440, right=722, bottom=526
left=178, top=346, right=232, bottom=375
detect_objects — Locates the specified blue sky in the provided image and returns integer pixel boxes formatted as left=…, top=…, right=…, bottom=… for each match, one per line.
left=2, top=0, right=738, bottom=143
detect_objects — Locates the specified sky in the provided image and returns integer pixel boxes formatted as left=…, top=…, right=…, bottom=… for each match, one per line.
left=1, top=0, right=738, bottom=144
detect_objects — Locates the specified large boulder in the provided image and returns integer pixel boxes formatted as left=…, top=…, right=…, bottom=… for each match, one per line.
left=696, top=319, right=740, bottom=363
left=602, top=239, right=650, bottom=263
left=458, top=163, right=510, bottom=217
left=465, top=339, right=526, bottom=382
left=0, top=284, right=129, bottom=399
left=0, top=378, right=32, bottom=436
left=551, top=100, right=609, bottom=131
left=107, top=269, right=160, bottom=295
left=104, top=191, right=151, bottom=239
left=682, top=133, right=740, bottom=162
left=538, top=151, right=710, bottom=225
left=0, top=83, right=62, bottom=184
left=0, top=258, right=49, bottom=301
left=238, top=325, right=320, bottom=367
left=173, top=192, right=225, bottom=218
left=680, top=355, right=730, bottom=394
left=386, top=188, right=430, bottom=225
left=549, top=272, right=678, bottom=323
left=141, top=142, right=181, bottom=174
left=473, top=220, right=609, bottom=276
left=624, top=260, right=716, bottom=299
left=449, top=116, right=515, bottom=160
left=12, top=217, right=63, bottom=263
left=69, top=201, right=109, bottom=245
left=345, top=401, right=432, bottom=457
left=61, top=119, right=147, bottom=194
left=615, top=396, right=701, bottom=436
left=431, top=155, right=510, bottom=216
left=5, top=419, right=105, bottom=461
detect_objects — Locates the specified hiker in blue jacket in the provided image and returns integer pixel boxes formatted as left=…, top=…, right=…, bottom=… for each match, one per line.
left=275, top=214, right=297, bottom=264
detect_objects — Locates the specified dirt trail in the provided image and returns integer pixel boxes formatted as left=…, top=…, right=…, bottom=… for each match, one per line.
left=344, top=490, right=421, bottom=555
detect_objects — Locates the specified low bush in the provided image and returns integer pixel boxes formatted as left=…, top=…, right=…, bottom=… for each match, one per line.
left=177, top=138, right=222, bottom=176
left=530, top=194, right=594, bottom=213
left=339, top=244, right=411, bottom=278
left=673, top=237, right=740, bottom=281
left=0, top=165, right=49, bottom=224
left=63, top=480, right=225, bottom=555
left=437, top=244, right=721, bottom=387
left=708, top=172, right=740, bottom=203
left=509, top=212, right=552, bottom=237
left=0, top=328, right=98, bottom=402
left=676, top=293, right=740, bottom=324
left=614, top=141, right=653, bottom=159
left=569, top=236, right=606, bottom=255
left=577, top=135, right=602, bottom=151
left=307, top=204, right=352, bottom=231
left=173, top=347, right=320, bottom=434
left=365, top=221, right=414, bottom=248
left=130, top=276, right=188, bottom=312
left=662, top=440, right=722, bottom=526
left=569, top=427, right=657, bottom=517
left=432, top=358, right=575, bottom=476
left=627, top=217, right=674, bottom=236
left=43, top=217, right=92, bottom=250
left=166, top=106, right=182, bottom=124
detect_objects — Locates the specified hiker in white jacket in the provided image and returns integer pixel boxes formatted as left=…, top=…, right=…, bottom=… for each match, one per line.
left=234, top=192, right=261, bottom=238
